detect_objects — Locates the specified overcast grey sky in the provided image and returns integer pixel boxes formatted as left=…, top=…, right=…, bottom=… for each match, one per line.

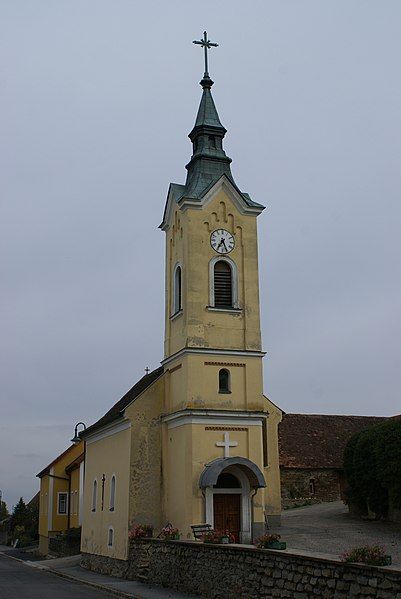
left=1, top=1, right=400, bottom=508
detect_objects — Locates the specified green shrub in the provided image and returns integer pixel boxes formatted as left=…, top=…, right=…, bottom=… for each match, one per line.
left=340, top=545, right=390, bottom=566
left=343, top=418, right=401, bottom=518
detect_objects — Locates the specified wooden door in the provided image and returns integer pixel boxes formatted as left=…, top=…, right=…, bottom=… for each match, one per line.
left=213, top=493, right=241, bottom=542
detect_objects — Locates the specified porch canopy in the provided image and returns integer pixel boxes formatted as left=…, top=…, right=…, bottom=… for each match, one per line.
left=199, top=457, right=266, bottom=489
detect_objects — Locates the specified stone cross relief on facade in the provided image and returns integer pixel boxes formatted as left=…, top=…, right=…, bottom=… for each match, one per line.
left=215, top=432, right=238, bottom=458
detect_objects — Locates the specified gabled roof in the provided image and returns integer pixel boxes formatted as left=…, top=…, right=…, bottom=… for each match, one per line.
left=160, top=174, right=264, bottom=230
left=37, top=443, right=78, bottom=478
left=82, top=366, right=164, bottom=437
left=65, top=452, right=85, bottom=474
left=279, top=413, right=387, bottom=470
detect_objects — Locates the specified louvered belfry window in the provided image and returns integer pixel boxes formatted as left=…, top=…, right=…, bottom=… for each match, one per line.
left=214, top=260, right=233, bottom=308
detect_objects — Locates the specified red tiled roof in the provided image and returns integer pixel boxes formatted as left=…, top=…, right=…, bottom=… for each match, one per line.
left=279, top=413, right=387, bottom=469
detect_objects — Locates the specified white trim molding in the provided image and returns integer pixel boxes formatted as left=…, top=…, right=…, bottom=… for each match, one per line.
left=205, top=465, right=252, bottom=544
left=160, top=175, right=264, bottom=232
left=48, top=467, right=54, bottom=531
left=172, top=262, right=182, bottom=316
left=57, top=491, right=68, bottom=516
left=161, top=347, right=266, bottom=367
left=79, top=461, right=84, bottom=526
left=162, top=409, right=266, bottom=430
left=209, top=255, right=239, bottom=309
left=86, top=419, right=131, bottom=445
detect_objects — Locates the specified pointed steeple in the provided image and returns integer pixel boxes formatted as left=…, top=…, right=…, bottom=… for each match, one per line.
left=193, top=76, right=225, bottom=130
left=183, top=33, right=234, bottom=199
left=184, top=74, right=234, bottom=199
left=159, top=32, right=265, bottom=231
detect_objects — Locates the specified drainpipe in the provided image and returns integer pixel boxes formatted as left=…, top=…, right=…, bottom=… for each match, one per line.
left=201, top=490, right=206, bottom=522
left=250, top=488, right=258, bottom=543
left=67, top=475, right=71, bottom=530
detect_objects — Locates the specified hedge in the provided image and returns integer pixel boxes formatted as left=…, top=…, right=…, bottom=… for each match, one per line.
left=344, top=417, right=401, bottom=517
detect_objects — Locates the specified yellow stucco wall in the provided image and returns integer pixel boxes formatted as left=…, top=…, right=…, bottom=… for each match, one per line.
left=126, top=375, right=165, bottom=529
left=69, top=466, right=80, bottom=529
left=263, top=397, right=283, bottom=517
left=37, top=441, right=84, bottom=551
left=166, top=353, right=264, bottom=413
left=165, top=421, right=268, bottom=539
left=81, top=425, right=131, bottom=560
left=165, top=190, right=262, bottom=358
left=80, top=181, right=282, bottom=552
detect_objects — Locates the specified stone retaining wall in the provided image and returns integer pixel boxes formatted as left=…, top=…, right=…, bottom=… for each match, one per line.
left=49, top=534, right=81, bottom=557
left=81, top=539, right=401, bottom=598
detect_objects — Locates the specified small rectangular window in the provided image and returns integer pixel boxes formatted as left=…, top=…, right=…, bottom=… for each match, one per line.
left=58, top=492, right=68, bottom=515
left=309, top=479, right=316, bottom=495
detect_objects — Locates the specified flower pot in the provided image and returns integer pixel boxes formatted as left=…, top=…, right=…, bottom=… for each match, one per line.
left=220, top=536, right=230, bottom=544
left=384, top=555, right=392, bottom=566
left=266, top=541, right=286, bottom=550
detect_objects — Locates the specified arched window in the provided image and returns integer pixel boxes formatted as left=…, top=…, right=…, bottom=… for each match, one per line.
left=92, top=480, right=97, bottom=512
left=214, top=261, right=233, bottom=308
left=172, top=264, right=182, bottom=314
left=108, top=527, right=114, bottom=547
left=219, top=368, right=231, bottom=393
left=109, top=475, right=116, bottom=511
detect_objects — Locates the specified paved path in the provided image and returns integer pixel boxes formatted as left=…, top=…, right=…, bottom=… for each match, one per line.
left=270, top=501, right=401, bottom=565
left=0, top=553, right=197, bottom=599
left=0, top=553, right=110, bottom=599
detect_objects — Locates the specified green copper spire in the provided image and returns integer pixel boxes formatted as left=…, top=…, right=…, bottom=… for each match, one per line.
left=184, top=32, right=233, bottom=199
left=159, top=34, right=265, bottom=231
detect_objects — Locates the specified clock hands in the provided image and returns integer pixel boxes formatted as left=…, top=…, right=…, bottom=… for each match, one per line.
left=217, top=237, right=228, bottom=252
left=210, top=229, right=235, bottom=253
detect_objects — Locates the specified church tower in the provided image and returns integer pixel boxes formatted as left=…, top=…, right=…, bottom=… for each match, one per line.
left=160, top=33, right=282, bottom=540
left=78, top=34, right=281, bottom=561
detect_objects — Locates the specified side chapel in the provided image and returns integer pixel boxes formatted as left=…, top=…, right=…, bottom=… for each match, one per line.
left=81, top=34, right=282, bottom=560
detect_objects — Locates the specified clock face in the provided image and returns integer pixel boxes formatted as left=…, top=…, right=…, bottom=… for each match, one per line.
left=210, top=229, right=235, bottom=254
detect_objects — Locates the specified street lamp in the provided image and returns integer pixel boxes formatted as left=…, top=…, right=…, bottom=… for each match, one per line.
left=71, top=422, right=86, bottom=444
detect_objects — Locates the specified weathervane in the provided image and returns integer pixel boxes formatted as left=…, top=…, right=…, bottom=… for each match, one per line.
left=193, top=31, right=218, bottom=78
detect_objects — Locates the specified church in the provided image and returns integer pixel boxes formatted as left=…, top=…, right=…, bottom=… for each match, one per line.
left=80, top=34, right=282, bottom=561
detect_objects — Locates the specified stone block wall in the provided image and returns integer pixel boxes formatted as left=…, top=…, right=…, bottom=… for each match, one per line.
left=281, top=468, right=341, bottom=508
left=49, top=533, right=81, bottom=557
left=81, top=539, right=401, bottom=598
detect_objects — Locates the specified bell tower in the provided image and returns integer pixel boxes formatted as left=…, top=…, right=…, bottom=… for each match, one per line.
left=160, top=33, right=281, bottom=541
left=160, top=33, right=265, bottom=404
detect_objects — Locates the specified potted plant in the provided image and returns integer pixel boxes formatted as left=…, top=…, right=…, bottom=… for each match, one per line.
left=340, top=545, right=392, bottom=566
left=129, top=523, right=154, bottom=541
left=255, top=533, right=286, bottom=550
left=160, top=525, right=180, bottom=540
left=202, top=530, right=235, bottom=544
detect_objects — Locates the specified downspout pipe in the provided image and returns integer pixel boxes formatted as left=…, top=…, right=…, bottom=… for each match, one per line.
left=250, top=488, right=258, bottom=543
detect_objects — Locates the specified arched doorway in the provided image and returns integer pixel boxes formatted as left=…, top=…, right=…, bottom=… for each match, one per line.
left=199, top=456, right=266, bottom=544
left=211, top=469, right=248, bottom=542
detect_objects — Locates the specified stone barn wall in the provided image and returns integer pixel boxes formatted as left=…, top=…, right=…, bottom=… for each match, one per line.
left=280, top=468, right=341, bottom=508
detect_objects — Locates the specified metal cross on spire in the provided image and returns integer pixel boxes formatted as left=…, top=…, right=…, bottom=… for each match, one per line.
left=193, top=31, right=218, bottom=78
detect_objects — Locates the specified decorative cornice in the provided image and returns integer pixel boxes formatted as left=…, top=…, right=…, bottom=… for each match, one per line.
left=162, top=409, right=267, bottom=430
left=161, top=347, right=265, bottom=367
